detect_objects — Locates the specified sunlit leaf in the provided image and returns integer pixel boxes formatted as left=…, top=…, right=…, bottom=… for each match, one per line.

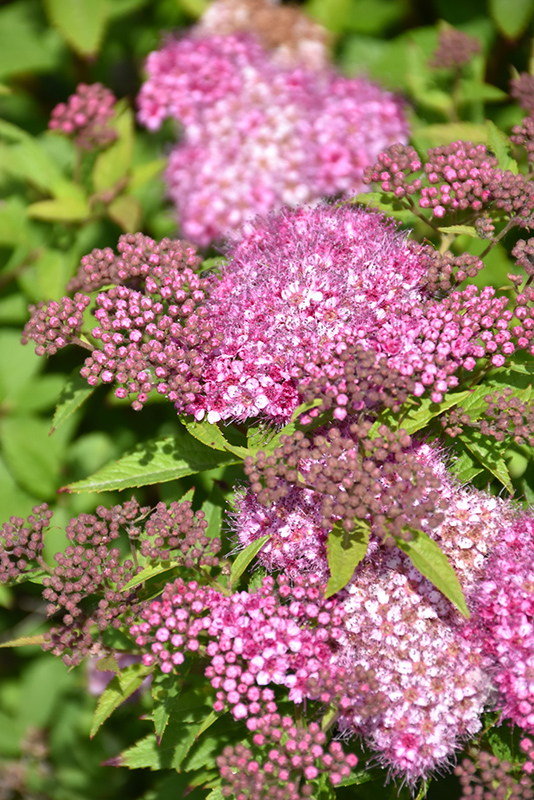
left=325, top=520, right=369, bottom=598
left=396, top=528, right=470, bottom=617
left=90, top=662, right=152, bottom=737
left=228, top=534, right=270, bottom=588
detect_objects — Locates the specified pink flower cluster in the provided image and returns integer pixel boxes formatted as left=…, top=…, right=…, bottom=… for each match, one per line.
left=232, top=440, right=525, bottom=783
left=137, top=32, right=408, bottom=245
left=130, top=574, right=348, bottom=720
left=49, top=83, right=117, bottom=150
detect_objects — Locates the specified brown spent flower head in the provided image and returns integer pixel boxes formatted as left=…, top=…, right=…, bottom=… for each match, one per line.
left=197, top=0, right=330, bottom=69
left=511, top=73, right=534, bottom=114
left=244, top=422, right=446, bottom=542
left=428, top=27, right=481, bottom=69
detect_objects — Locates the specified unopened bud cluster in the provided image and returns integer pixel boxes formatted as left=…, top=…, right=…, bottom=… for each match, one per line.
left=48, top=83, right=117, bottom=150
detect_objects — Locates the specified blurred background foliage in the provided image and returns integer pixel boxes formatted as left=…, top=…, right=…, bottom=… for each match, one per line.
left=1, top=0, right=534, bottom=797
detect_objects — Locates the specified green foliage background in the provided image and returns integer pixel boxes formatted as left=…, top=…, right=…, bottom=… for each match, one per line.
left=1, top=0, right=534, bottom=797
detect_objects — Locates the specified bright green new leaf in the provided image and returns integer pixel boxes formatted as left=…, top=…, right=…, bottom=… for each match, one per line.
left=90, top=662, right=152, bottom=737
left=325, top=520, right=370, bottom=598
left=437, top=225, right=479, bottom=238
left=228, top=534, right=270, bottom=588
left=396, top=528, right=470, bottom=617
left=27, top=196, right=90, bottom=223
left=184, top=417, right=249, bottom=458
left=64, top=430, right=241, bottom=493
left=108, top=194, right=141, bottom=232
left=93, top=106, right=134, bottom=192
left=412, top=123, right=487, bottom=152
left=43, top=0, right=109, bottom=57
left=352, top=191, right=413, bottom=222
left=128, top=158, right=166, bottom=191
left=120, top=562, right=181, bottom=594
left=51, top=371, right=95, bottom=434
left=459, top=429, right=513, bottom=494
left=486, top=120, right=519, bottom=173
left=490, top=0, right=534, bottom=39
left=0, top=634, right=46, bottom=648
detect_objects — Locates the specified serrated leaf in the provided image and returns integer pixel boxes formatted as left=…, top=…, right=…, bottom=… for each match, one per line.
left=0, top=633, right=46, bottom=648
left=396, top=528, right=470, bottom=617
left=486, top=120, right=519, bottom=173
left=63, top=429, right=240, bottom=493
left=183, top=417, right=249, bottom=458
left=437, top=225, right=479, bottom=237
left=487, top=726, right=514, bottom=761
left=228, top=534, right=270, bottom=588
left=450, top=445, right=484, bottom=483
left=27, top=196, right=89, bottom=222
left=96, top=654, right=119, bottom=673
left=120, top=561, right=181, bottom=593
left=50, top=370, right=95, bottom=433
left=459, top=429, right=513, bottom=493
left=90, top=662, right=152, bottom=737
left=325, top=520, right=369, bottom=598
left=490, top=0, right=534, bottom=39
left=352, top=191, right=414, bottom=222
left=108, top=194, right=141, bottom=233
left=93, top=106, right=134, bottom=192
left=111, top=706, right=215, bottom=769
left=369, top=390, right=472, bottom=438
left=43, top=0, right=109, bottom=57
left=151, top=669, right=188, bottom=742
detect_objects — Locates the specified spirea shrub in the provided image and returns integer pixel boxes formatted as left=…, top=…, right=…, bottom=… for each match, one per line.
left=6, top=8, right=534, bottom=799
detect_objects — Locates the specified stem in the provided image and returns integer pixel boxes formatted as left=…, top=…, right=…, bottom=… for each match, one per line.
left=480, top=218, right=517, bottom=258
left=70, top=335, right=95, bottom=352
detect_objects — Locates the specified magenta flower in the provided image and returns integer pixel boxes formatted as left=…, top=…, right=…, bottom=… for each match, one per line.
left=138, top=32, right=408, bottom=244
left=49, top=83, right=117, bottom=150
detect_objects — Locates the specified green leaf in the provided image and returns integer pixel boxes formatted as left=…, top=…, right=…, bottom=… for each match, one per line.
left=93, top=105, right=134, bottom=192
left=50, top=370, right=95, bottom=434
left=352, top=191, right=414, bottom=222
left=128, top=158, right=166, bottom=191
left=228, top=534, right=270, bottom=589
left=490, top=0, right=534, bottom=39
left=369, top=390, right=472, bottom=438
left=108, top=194, right=141, bottom=232
left=0, top=4, right=62, bottom=80
left=449, top=445, right=484, bottom=483
left=395, top=528, right=470, bottom=618
left=0, top=634, right=46, bottom=648
left=487, top=725, right=514, bottom=762
left=120, top=562, right=181, bottom=594
left=486, top=120, right=519, bottom=173
left=90, top=662, right=152, bottom=737
left=459, top=429, right=513, bottom=493
left=43, top=0, right=109, bottom=57
left=1, top=415, right=66, bottom=499
left=27, top=195, right=89, bottom=223
left=0, top=197, right=33, bottom=246
left=63, top=429, right=241, bottom=493
left=325, top=520, right=370, bottom=598
left=437, top=225, right=479, bottom=238
left=183, top=417, right=249, bottom=459
left=151, top=670, right=188, bottom=742
left=412, top=123, right=488, bottom=152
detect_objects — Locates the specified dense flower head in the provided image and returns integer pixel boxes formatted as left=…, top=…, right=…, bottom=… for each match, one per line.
left=197, top=0, right=330, bottom=70
left=442, top=385, right=534, bottom=445
left=456, top=743, right=534, bottom=799
left=0, top=504, right=53, bottom=583
left=217, top=715, right=358, bottom=799
left=236, top=436, right=520, bottom=781
left=243, top=425, right=448, bottom=545
left=428, top=27, right=481, bottom=70
left=138, top=31, right=408, bottom=244
left=22, top=294, right=91, bottom=357
left=470, top=516, right=534, bottom=733
left=175, top=203, right=430, bottom=424
left=129, top=573, right=380, bottom=722
left=48, top=83, right=117, bottom=150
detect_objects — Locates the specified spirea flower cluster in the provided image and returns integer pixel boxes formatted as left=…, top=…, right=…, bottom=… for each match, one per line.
left=48, top=83, right=117, bottom=150
left=138, top=30, right=408, bottom=244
